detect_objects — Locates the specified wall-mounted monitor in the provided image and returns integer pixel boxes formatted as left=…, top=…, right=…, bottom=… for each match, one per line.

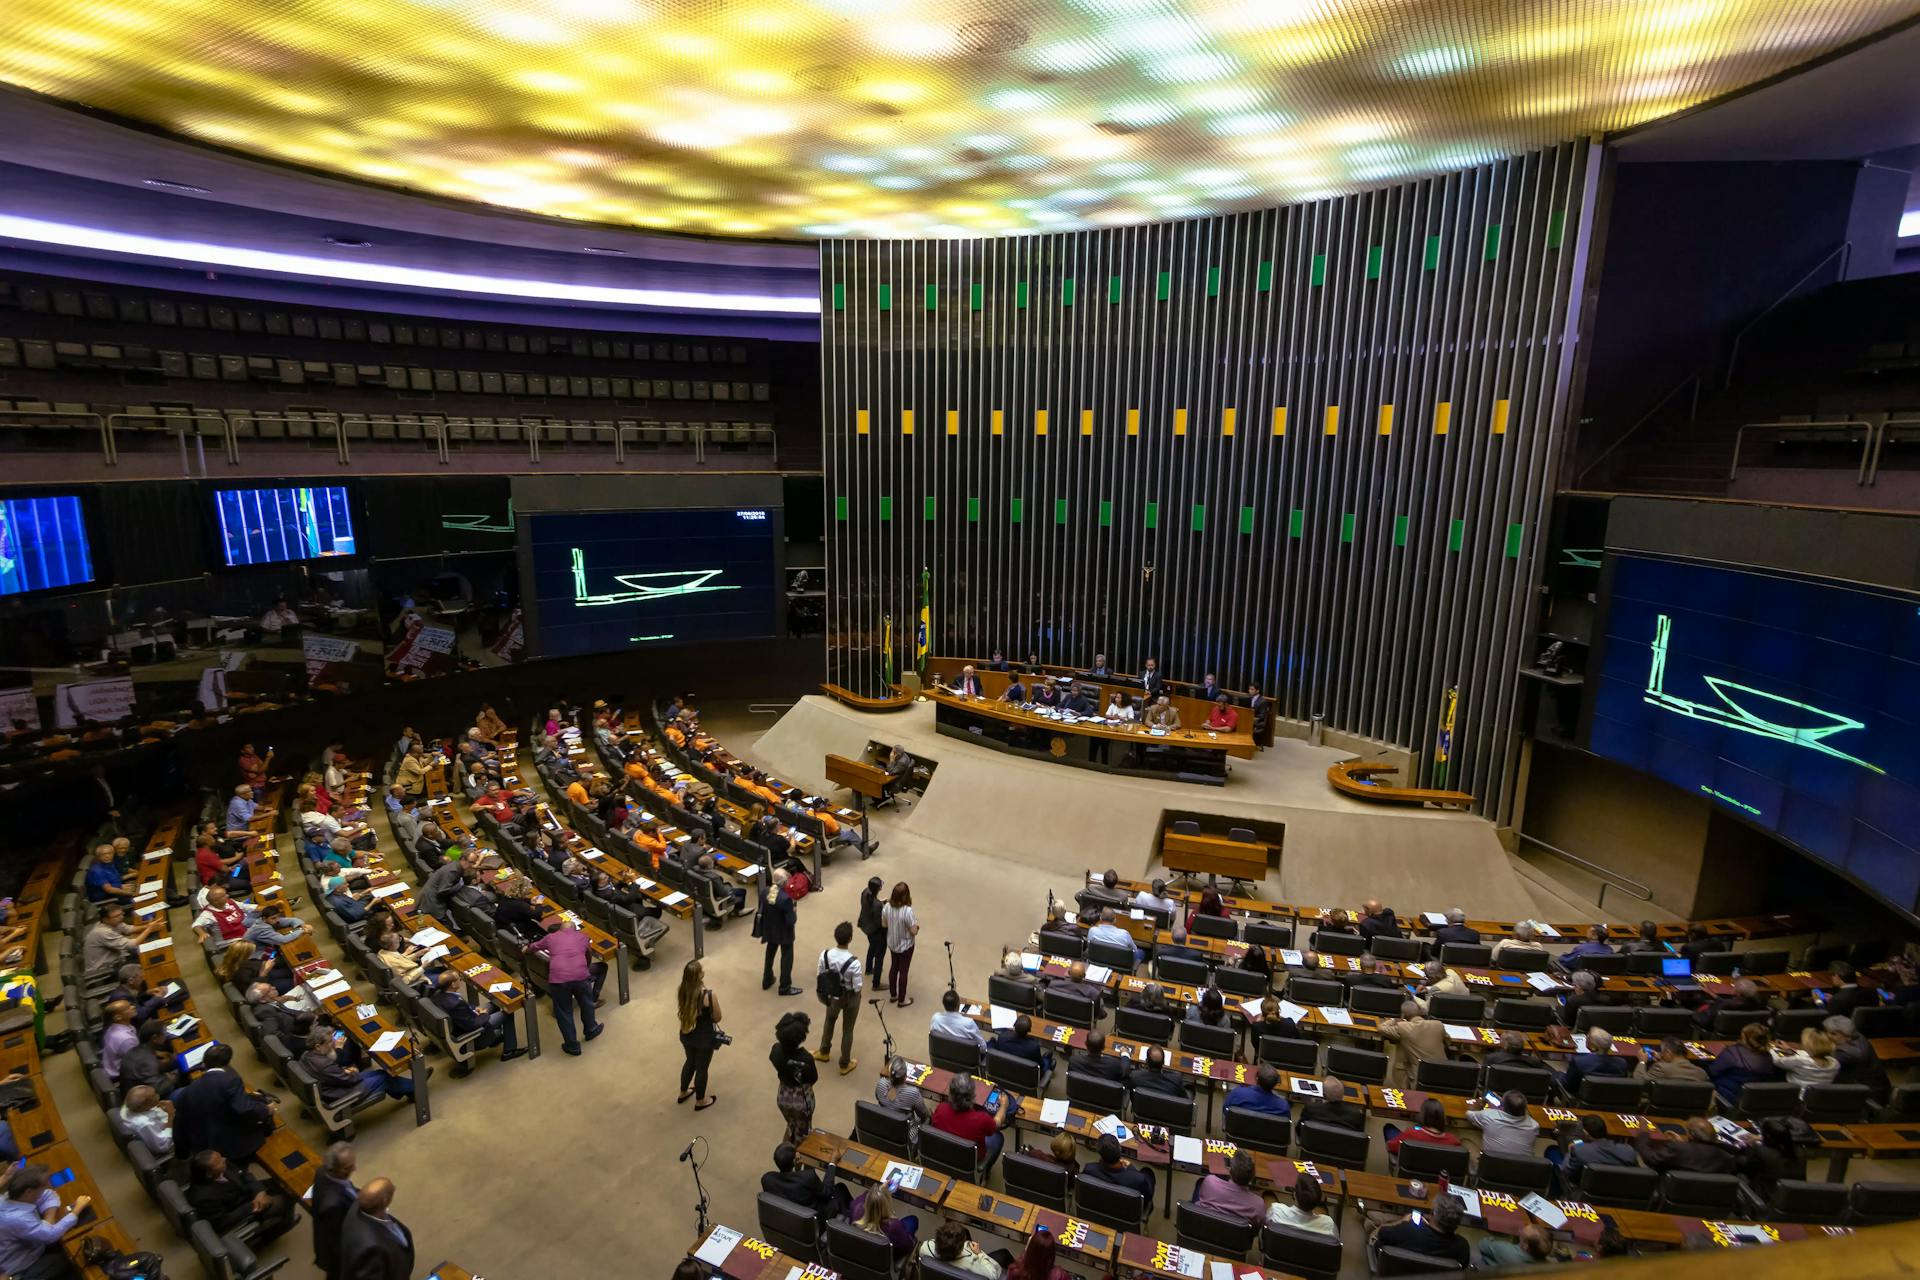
left=212, top=486, right=357, bottom=567
left=1588, top=554, right=1920, bottom=913
left=0, top=493, right=94, bottom=596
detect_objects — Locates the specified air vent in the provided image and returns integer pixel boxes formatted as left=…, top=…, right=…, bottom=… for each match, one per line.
left=142, top=178, right=211, bottom=194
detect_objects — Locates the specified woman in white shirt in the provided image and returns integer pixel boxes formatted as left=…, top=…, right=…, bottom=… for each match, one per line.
left=1105, top=694, right=1136, bottom=722
left=1771, top=1028, right=1840, bottom=1089
left=881, top=882, right=918, bottom=1008
left=919, top=1220, right=1002, bottom=1278
left=1266, top=1176, right=1337, bottom=1236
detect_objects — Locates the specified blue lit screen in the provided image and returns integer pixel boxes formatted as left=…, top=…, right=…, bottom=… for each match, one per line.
left=213, top=486, right=356, bottom=566
left=0, top=495, right=94, bottom=596
left=1589, top=555, right=1920, bottom=911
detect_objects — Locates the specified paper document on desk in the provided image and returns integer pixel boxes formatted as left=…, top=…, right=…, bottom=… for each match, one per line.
left=1210, top=1264, right=1234, bottom=1280
left=1319, top=1007, right=1354, bottom=1026
left=418, top=946, right=450, bottom=965
left=429, top=797, right=452, bottom=807
left=1569, top=1034, right=1590, bottom=1053
left=1449, top=1187, right=1483, bottom=1220
left=739, top=865, right=761, bottom=878
left=370, top=883, right=408, bottom=899
left=1039, top=1098, right=1070, bottom=1126
left=880, top=1162, right=923, bottom=1192
left=166, top=1015, right=199, bottom=1036
left=409, top=927, right=451, bottom=947
left=1525, top=972, right=1561, bottom=993
left=1443, top=1024, right=1478, bottom=1042
left=989, top=1005, right=1019, bottom=1031
left=488, top=982, right=515, bottom=995
left=1084, top=964, right=1113, bottom=984
left=1163, top=1245, right=1203, bottom=1278
left=145, top=848, right=171, bottom=861
left=1422, top=912, right=1447, bottom=926
left=1520, top=1193, right=1568, bottom=1228
left=356, top=1004, right=378, bottom=1020
left=636, top=877, right=656, bottom=890
left=311, top=979, right=353, bottom=1001
left=1130, top=908, right=1147, bottom=920
left=694, top=1226, right=743, bottom=1266
left=1020, top=952, right=1042, bottom=972
left=138, top=938, right=172, bottom=954
left=370, top=1030, right=407, bottom=1055
left=138, top=880, right=164, bottom=894
left=1277, top=999, right=1311, bottom=1023
left=1173, top=1135, right=1204, bottom=1167
left=1290, top=1078, right=1324, bottom=1097
left=660, top=891, right=689, bottom=907
left=1279, top=950, right=1305, bottom=967
left=1091, top=1114, right=1132, bottom=1141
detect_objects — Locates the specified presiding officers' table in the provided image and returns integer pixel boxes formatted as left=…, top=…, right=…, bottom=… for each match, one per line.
left=922, top=684, right=1254, bottom=785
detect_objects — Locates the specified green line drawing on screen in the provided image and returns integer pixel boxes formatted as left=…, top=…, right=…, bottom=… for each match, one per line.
left=441, top=500, right=515, bottom=535
left=1698, top=784, right=1762, bottom=816
left=1559, top=547, right=1601, bottom=568
left=629, top=634, right=676, bottom=642
left=1644, top=613, right=1885, bottom=774
left=569, top=548, right=741, bottom=606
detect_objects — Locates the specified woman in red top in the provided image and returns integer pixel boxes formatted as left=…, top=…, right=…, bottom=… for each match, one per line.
left=1384, top=1097, right=1462, bottom=1156
left=1205, top=696, right=1239, bottom=732
left=1007, top=1227, right=1070, bottom=1280
left=1186, top=887, right=1229, bottom=933
left=236, top=744, right=268, bottom=790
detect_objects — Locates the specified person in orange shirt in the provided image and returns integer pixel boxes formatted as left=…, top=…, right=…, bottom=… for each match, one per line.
left=566, top=778, right=590, bottom=807
left=629, top=821, right=669, bottom=867
left=664, top=723, right=687, bottom=748
left=1205, top=696, right=1239, bottom=732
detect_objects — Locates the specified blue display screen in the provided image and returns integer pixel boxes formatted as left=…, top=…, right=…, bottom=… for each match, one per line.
left=526, top=508, right=777, bottom=657
left=0, top=495, right=93, bottom=596
left=1589, top=555, right=1920, bottom=912
left=213, top=486, right=356, bottom=566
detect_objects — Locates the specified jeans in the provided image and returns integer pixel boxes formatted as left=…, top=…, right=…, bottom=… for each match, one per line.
left=888, top=946, right=915, bottom=1002
left=862, top=930, right=886, bottom=983
left=763, top=938, right=794, bottom=989
left=355, top=1068, right=415, bottom=1101
left=982, top=1130, right=1005, bottom=1174
left=818, top=993, right=860, bottom=1067
left=550, top=978, right=600, bottom=1048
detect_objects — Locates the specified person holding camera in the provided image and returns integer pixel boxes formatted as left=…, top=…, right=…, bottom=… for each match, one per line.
left=676, top=961, right=722, bottom=1111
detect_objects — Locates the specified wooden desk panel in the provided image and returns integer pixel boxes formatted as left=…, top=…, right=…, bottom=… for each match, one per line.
left=1160, top=831, right=1268, bottom=880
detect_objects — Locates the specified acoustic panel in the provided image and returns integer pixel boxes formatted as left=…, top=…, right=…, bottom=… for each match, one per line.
left=823, top=141, right=1595, bottom=818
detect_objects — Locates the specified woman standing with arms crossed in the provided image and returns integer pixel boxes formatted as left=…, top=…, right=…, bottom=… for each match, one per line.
left=882, top=882, right=919, bottom=1007
left=770, top=1010, right=817, bottom=1143
left=677, top=960, right=720, bottom=1110
left=858, top=876, right=887, bottom=985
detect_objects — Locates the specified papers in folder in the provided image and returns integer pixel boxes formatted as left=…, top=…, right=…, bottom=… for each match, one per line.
left=1444, top=1024, right=1479, bottom=1042
left=1319, top=1007, right=1354, bottom=1026
left=370, top=1030, right=407, bottom=1055
left=1084, top=964, right=1113, bottom=984
left=409, top=927, right=451, bottom=947
left=989, top=1005, right=1019, bottom=1031
left=1422, top=912, right=1448, bottom=926
left=1525, top=972, right=1561, bottom=993
left=311, top=979, right=354, bottom=1001
left=1039, top=1099, right=1070, bottom=1126
left=693, top=1226, right=743, bottom=1266
left=1173, top=1135, right=1204, bottom=1167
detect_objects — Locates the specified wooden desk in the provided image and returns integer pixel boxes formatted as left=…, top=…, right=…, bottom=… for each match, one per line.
left=1328, top=760, right=1474, bottom=808
left=821, top=683, right=914, bottom=712
left=689, top=1226, right=834, bottom=1280
left=925, top=686, right=1253, bottom=785
left=825, top=753, right=889, bottom=802
left=1160, top=831, right=1268, bottom=882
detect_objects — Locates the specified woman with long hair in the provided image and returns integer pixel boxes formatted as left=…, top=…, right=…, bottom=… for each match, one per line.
left=1187, top=887, right=1228, bottom=932
left=769, top=1009, right=817, bottom=1143
left=1707, top=1021, right=1781, bottom=1106
left=1771, top=1027, right=1840, bottom=1089
left=215, top=939, right=260, bottom=990
left=882, top=882, right=919, bottom=1007
left=1006, top=1227, right=1070, bottom=1280
left=849, top=1184, right=918, bottom=1259
left=676, top=960, right=720, bottom=1110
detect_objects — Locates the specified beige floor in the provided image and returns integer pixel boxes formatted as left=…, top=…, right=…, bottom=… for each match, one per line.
left=40, top=702, right=1920, bottom=1279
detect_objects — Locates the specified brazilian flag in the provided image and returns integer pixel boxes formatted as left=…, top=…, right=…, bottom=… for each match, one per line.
left=881, top=614, right=894, bottom=686
left=915, top=567, right=931, bottom=676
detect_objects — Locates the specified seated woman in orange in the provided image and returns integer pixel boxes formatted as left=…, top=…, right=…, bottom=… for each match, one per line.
left=565, top=777, right=591, bottom=807
left=628, top=821, right=669, bottom=867
left=664, top=722, right=687, bottom=748
left=1205, top=696, right=1239, bottom=732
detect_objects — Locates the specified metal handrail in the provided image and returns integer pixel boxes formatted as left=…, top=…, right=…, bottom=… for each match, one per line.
left=1575, top=374, right=1700, bottom=485
left=1515, top=833, right=1652, bottom=911
left=0, top=407, right=113, bottom=463
left=1867, top=415, right=1920, bottom=484
left=1729, top=419, right=1875, bottom=485
left=1723, top=241, right=1852, bottom=390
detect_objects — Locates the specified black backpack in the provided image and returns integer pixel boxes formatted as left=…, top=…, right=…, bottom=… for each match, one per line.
left=816, top=951, right=855, bottom=1002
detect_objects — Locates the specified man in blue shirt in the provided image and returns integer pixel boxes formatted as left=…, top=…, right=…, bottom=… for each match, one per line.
left=225, top=784, right=264, bottom=835
left=0, top=1162, right=90, bottom=1277
left=83, top=844, right=134, bottom=904
left=1559, top=925, right=1616, bottom=963
left=245, top=912, right=313, bottom=950
left=1085, top=909, right=1144, bottom=966
left=1223, top=1062, right=1291, bottom=1116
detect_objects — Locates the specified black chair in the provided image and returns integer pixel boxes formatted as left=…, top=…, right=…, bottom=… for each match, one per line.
left=757, top=1193, right=823, bottom=1262
left=1245, top=921, right=1294, bottom=949
left=1114, top=1006, right=1174, bottom=1045
left=1887, top=1082, right=1920, bottom=1120
left=1295, top=1120, right=1370, bottom=1171
left=1848, top=1180, right=1920, bottom=1226
left=1438, top=943, right=1493, bottom=967
left=1066, top=1070, right=1129, bottom=1116
left=1734, top=1082, right=1802, bottom=1120
left=983, top=1047, right=1045, bottom=1095
left=1741, top=949, right=1788, bottom=975
left=1075, top=1174, right=1148, bottom=1233
left=1635, top=1006, right=1699, bottom=1036
left=1213, top=966, right=1267, bottom=998
left=988, top=974, right=1038, bottom=1011
left=1257, top=1036, right=1319, bottom=1073
left=1157, top=955, right=1212, bottom=987
left=1037, top=928, right=1084, bottom=959
left=1312, top=931, right=1365, bottom=957
left=1347, top=987, right=1405, bottom=1018
left=1426, top=995, right=1485, bottom=1024
left=1261, top=1222, right=1342, bottom=1280
left=1325, top=1044, right=1389, bottom=1085
left=1644, top=1078, right=1716, bottom=1118
left=1222, top=1105, right=1290, bottom=1155
left=1179, top=1019, right=1236, bottom=1058
left=1413, top=1059, right=1481, bottom=1096
left=823, top=1221, right=895, bottom=1280
left=917, top=1126, right=985, bottom=1184
left=1751, top=1179, right=1848, bottom=1225
left=1475, top=1151, right=1554, bottom=1197
left=1484, top=1064, right=1555, bottom=1103
left=922, top=1258, right=981, bottom=1280
left=1043, top=988, right=1100, bottom=1031
left=1132, top=1086, right=1199, bottom=1136
left=1576, top=1076, right=1646, bottom=1111
left=1624, top=951, right=1668, bottom=975
left=1003, top=1150, right=1072, bottom=1211
left=1659, top=1171, right=1742, bottom=1215
left=1491, top=999, right=1555, bottom=1031
left=1713, top=1008, right=1771, bottom=1036
left=1370, top=936, right=1428, bottom=963
left=1495, top=947, right=1553, bottom=974
left=1176, top=1201, right=1255, bottom=1260
left=1087, top=939, right=1140, bottom=973
left=854, top=1100, right=916, bottom=1159
left=1801, top=1084, right=1872, bottom=1125
left=1573, top=1006, right=1636, bottom=1034
left=1854, top=1006, right=1911, bottom=1037
left=1578, top=1163, right=1660, bottom=1210
left=1373, top=1243, right=1463, bottom=1276
left=1395, top=1138, right=1471, bottom=1182
left=1769, top=1007, right=1829, bottom=1041
left=1288, top=976, right=1345, bottom=1007
left=1191, top=915, right=1239, bottom=941
left=1563, top=952, right=1628, bottom=976
left=929, top=1030, right=983, bottom=1075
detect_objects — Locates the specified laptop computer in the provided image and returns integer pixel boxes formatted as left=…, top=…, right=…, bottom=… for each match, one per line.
left=1660, top=956, right=1692, bottom=978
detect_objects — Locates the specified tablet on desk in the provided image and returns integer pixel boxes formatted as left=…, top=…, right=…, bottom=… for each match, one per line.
left=1661, top=957, right=1692, bottom=978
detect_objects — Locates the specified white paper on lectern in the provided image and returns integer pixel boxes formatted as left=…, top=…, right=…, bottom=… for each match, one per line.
left=694, top=1226, right=743, bottom=1266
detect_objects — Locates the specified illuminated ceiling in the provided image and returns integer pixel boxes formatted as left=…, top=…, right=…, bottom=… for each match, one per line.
left=2, top=1, right=1917, bottom=240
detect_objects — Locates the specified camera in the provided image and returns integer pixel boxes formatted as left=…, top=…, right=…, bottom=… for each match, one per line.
left=711, top=1030, right=734, bottom=1048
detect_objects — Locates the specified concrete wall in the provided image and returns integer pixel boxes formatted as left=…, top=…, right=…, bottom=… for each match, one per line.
left=1522, top=742, right=1711, bottom=917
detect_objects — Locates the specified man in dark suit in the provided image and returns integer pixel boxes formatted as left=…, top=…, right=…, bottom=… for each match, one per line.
left=1129, top=1046, right=1191, bottom=1099
left=339, top=1179, right=413, bottom=1280
left=1246, top=682, right=1271, bottom=739
left=426, top=970, right=524, bottom=1076
left=1693, top=978, right=1768, bottom=1031
left=1085, top=1133, right=1154, bottom=1203
left=1559, top=1027, right=1634, bottom=1097
left=950, top=665, right=985, bottom=698
left=311, top=1141, right=358, bottom=1280
left=1298, top=1077, right=1367, bottom=1131
left=173, top=1043, right=275, bottom=1164
left=1634, top=1117, right=1736, bottom=1174
left=986, top=651, right=1010, bottom=672
left=1828, top=967, right=1888, bottom=1021
left=1070, top=1031, right=1131, bottom=1084
left=760, top=873, right=799, bottom=994
left=1356, top=901, right=1403, bottom=942
left=1430, top=909, right=1481, bottom=948
left=1199, top=673, right=1224, bottom=703
left=761, top=1142, right=850, bottom=1217
left=186, top=1149, right=298, bottom=1244
left=1140, top=658, right=1164, bottom=702
left=993, top=1014, right=1054, bottom=1083
left=1087, top=654, right=1113, bottom=678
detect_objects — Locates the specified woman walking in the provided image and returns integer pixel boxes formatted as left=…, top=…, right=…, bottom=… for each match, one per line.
left=770, top=1010, right=817, bottom=1143
left=676, top=960, right=720, bottom=1111
left=882, top=882, right=919, bottom=1007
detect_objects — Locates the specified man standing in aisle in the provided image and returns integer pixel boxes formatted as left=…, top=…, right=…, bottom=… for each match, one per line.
left=761, top=869, right=800, bottom=995
left=528, top=918, right=602, bottom=1056
left=813, top=921, right=863, bottom=1076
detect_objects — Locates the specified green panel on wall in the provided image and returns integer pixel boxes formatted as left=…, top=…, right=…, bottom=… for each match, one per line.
left=966, top=497, right=980, bottom=522
left=1054, top=497, right=1068, bottom=524
left=1098, top=500, right=1113, bottom=527
left=1108, top=275, right=1122, bottom=304
left=1484, top=224, right=1502, bottom=260
left=923, top=496, right=936, bottom=520
left=1366, top=245, right=1383, bottom=280
left=1256, top=260, right=1273, bottom=292
left=1423, top=235, right=1441, bottom=270
left=1340, top=513, right=1356, bottom=543
left=1310, top=254, right=1327, bottom=286
left=1392, top=514, right=1409, bottom=546
left=1238, top=506, right=1254, bottom=534
left=1015, top=280, right=1029, bottom=309
left=1061, top=278, right=1076, bottom=306
left=924, top=283, right=937, bottom=310
left=878, top=495, right=893, bottom=521
left=1289, top=508, right=1304, bottom=538
left=969, top=283, right=983, bottom=311
left=831, top=283, right=845, bottom=311
left=1144, top=501, right=1159, bottom=530
left=834, top=496, right=847, bottom=521
left=877, top=284, right=891, bottom=311
left=1448, top=518, right=1465, bottom=551
left=1190, top=504, right=1206, bottom=531
left=1009, top=496, right=1023, bottom=523
left=1206, top=266, right=1220, bottom=297
left=1505, top=522, right=1525, bottom=558
left=1155, top=271, right=1171, bottom=301
left=1547, top=211, right=1567, bottom=249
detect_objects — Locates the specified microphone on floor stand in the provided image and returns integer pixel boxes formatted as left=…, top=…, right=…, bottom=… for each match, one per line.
left=678, top=1141, right=697, bottom=1163
left=683, top=1136, right=712, bottom=1237
left=944, top=939, right=957, bottom=994
left=870, top=997, right=895, bottom=1062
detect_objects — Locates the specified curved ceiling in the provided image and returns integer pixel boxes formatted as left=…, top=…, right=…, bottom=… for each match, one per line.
left=3, top=1, right=1918, bottom=240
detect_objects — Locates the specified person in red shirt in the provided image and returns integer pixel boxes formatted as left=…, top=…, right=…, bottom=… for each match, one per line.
left=1384, top=1096, right=1463, bottom=1156
left=193, top=825, right=245, bottom=889
left=930, top=1074, right=1016, bottom=1175
left=1007, top=1227, right=1072, bottom=1280
left=237, top=744, right=268, bottom=790
left=1186, top=887, right=1230, bottom=933
left=190, top=886, right=249, bottom=951
left=529, top=920, right=603, bottom=1056
left=1205, top=696, right=1239, bottom=732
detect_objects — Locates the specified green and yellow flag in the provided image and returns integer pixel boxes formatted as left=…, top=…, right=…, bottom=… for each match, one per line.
left=881, top=614, right=894, bottom=685
left=1434, top=685, right=1458, bottom=786
left=915, top=567, right=931, bottom=676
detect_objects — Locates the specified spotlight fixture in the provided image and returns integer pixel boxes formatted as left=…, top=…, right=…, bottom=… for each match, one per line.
left=141, top=178, right=210, bottom=194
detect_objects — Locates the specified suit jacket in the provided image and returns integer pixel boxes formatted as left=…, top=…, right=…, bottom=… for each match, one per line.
left=761, top=1166, right=838, bottom=1214
left=1636, top=1134, right=1735, bottom=1175
left=1357, top=910, right=1403, bottom=941
left=1299, top=1098, right=1367, bottom=1132
left=1198, top=681, right=1224, bottom=703
left=1828, top=986, right=1886, bottom=1021
left=311, top=1173, right=358, bottom=1278
left=1430, top=923, right=1482, bottom=947
left=428, top=988, right=488, bottom=1039
left=1072, top=1053, right=1131, bottom=1084
left=1140, top=670, right=1165, bottom=700
left=339, top=1207, right=415, bottom=1280
left=1562, top=1050, right=1634, bottom=1095
left=761, top=892, right=796, bottom=947
left=187, top=1167, right=268, bottom=1234
left=1377, top=1015, right=1449, bottom=1090
left=173, top=1067, right=271, bottom=1161
left=954, top=674, right=984, bottom=696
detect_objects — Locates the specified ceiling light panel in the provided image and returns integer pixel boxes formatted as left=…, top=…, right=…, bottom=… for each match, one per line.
left=1, top=0, right=1912, bottom=239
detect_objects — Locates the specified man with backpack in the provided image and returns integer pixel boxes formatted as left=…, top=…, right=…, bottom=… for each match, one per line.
left=812, top=921, right=863, bottom=1075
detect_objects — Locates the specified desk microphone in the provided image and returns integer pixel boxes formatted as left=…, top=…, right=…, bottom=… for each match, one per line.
left=678, top=1141, right=697, bottom=1163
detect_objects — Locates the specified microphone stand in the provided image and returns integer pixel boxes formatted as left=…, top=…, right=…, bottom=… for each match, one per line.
left=684, top=1137, right=712, bottom=1237
left=869, top=997, right=895, bottom=1062
left=944, top=940, right=957, bottom=995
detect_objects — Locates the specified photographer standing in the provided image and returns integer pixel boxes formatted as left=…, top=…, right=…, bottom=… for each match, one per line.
left=676, top=961, right=721, bottom=1111
left=812, top=921, right=862, bottom=1076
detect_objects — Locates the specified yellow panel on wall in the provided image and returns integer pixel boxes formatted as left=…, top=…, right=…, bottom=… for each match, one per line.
left=946, top=409, right=959, bottom=437
left=1173, top=408, right=1188, bottom=437
left=1221, top=407, right=1237, bottom=437
left=991, top=408, right=1005, bottom=436
left=1323, top=405, right=1340, bottom=436
left=1080, top=408, right=1094, bottom=437
left=1492, top=398, right=1511, bottom=435
left=1272, top=407, right=1288, bottom=437
left=856, top=408, right=870, bottom=436
left=1433, top=401, right=1452, bottom=436
left=1377, top=404, right=1394, bottom=436
left=900, top=408, right=914, bottom=435
left=1126, top=408, right=1140, bottom=437
left=1034, top=408, right=1049, bottom=436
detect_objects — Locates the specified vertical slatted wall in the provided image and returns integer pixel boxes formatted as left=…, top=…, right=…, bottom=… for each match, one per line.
left=822, top=141, right=1595, bottom=820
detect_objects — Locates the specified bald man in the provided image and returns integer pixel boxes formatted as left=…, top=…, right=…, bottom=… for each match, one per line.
left=338, top=1177, right=413, bottom=1280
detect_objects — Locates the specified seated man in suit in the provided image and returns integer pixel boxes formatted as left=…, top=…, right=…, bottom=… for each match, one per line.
left=118, top=1019, right=183, bottom=1099
left=1430, top=908, right=1481, bottom=948
left=986, top=650, right=1010, bottom=672
left=992, top=1014, right=1054, bottom=1085
left=426, top=970, right=525, bottom=1075
left=108, top=963, right=184, bottom=1027
left=1298, top=1076, right=1367, bottom=1131
left=339, top=1179, right=413, bottom=1280
left=1622, top=920, right=1670, bottom=954
left=172, top=1043, right=277, bottom=1165
left=1559, top=1026, right=1634, bottom=1096
left=947, top=665, right=985, bottom=698
left=1374, top=1195, right=1471, bottom=1268
left=185, top=1149, right=298, bottom=1245
left=1143, top=696, right=1180, bottom=730
left=1635, top=1116, right=1736, bottom=1174
left=1562, top=1114, right=1640, bottom=1182
left=762, top=1141, right=850, bottom=1218
left=1129, top=1046, right=1191, bottom=1099
left=1482, top=1031, right=1552, bottom=1074
left=1076, top=869, right=1128, bottom=914
left=1693, top=978, right=1768, bottom=1031
left=1356, top=899, right=1403, bottom=942
left=1559, top=970, right=1614, bottom=1028
left=1041, top=959, right=1107, bottom=1017
left=1084, top=1133, right=1154, bottom=1205
left=1070, top=1031, right=1131, bottom=1085
left=1223, top=1062, right=1290, bottom=1117
left=1086, top=654, right=1113, bottom=678
left=1560, top=925, right=1617, bottom=964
